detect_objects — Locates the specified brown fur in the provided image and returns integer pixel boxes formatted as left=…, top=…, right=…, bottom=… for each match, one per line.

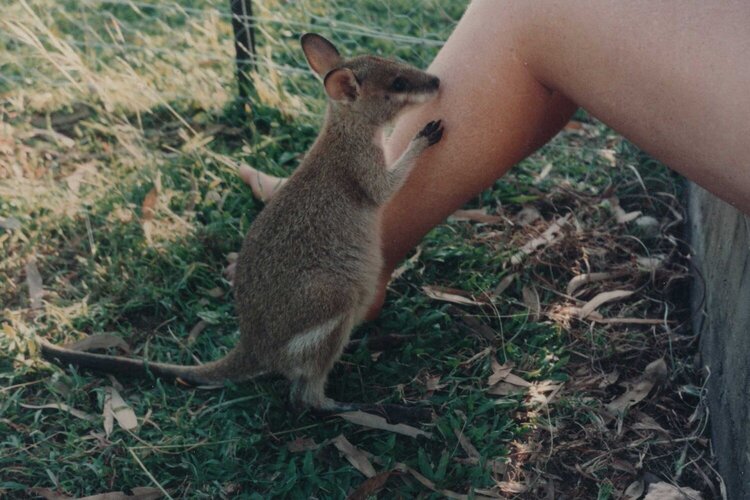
left=40, top=33, right=444, bottom=413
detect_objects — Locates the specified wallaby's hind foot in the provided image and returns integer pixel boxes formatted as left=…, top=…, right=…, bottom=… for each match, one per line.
left=289, top=374, right=432, bottom=424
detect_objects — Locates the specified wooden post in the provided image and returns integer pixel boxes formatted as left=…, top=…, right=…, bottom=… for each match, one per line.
left=230, top=0, right=256, bottom=100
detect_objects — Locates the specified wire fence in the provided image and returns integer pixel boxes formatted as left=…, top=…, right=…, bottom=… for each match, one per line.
left=0, top=0, right=615, bottom=163
left=0, top=0, right=456, bottom=119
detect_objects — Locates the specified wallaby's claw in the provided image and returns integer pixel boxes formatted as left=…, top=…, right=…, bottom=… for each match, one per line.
left=417, top=119, right=444, bottom=146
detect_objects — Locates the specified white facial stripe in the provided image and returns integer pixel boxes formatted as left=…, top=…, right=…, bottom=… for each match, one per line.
left=286, top=315, right=342, bottom=358
left=391, top=93, right=409, bottom=104
left=405, top=91, right=436, bottom=104
left=389, top=91, right=437, bottom=105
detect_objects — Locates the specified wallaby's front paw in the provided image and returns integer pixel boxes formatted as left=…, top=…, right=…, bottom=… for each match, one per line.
left=416, top=119, right=444, bottom=147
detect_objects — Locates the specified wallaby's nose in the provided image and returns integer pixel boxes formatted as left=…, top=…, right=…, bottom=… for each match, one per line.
left=430, top=76, right=440, bottom=90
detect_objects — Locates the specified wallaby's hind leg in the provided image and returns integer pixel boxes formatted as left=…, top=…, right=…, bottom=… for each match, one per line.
left=286, top=314, right=355, bottom=411
left=286, top=315, right=433, bottom=423
left=290, top=374, right=340, bottom=411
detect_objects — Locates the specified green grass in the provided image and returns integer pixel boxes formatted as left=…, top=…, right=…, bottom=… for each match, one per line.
left=0, top=1, right=715, bottom=498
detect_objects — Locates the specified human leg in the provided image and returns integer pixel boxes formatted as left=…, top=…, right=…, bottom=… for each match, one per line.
left=504, top=0, right=750, bottom=213
left=239, top=165, right=286, bottom=203
left=370, top=0, right=750, bottom=317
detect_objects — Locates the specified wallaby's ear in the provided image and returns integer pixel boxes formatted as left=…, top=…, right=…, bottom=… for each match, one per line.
left=323, top=68, right=359, bottom=102
left=301, top=33, right=341, bottom=78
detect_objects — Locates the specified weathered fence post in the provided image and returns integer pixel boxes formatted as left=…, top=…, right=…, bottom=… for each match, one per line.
left=230, top=0, right=256, bottom=100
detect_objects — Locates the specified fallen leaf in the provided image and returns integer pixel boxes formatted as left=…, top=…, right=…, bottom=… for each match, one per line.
left=497, top=481, right=528, bottom=494
left=125, top=487, right=163, bottom=499
left=187, top=320, right=209, bottom=345
left=503, top=373, right=532, bottom=388
left=527, top=380, right=564, bottom=407
left=422, top=286, right=490, bottom=306
left=487, top=358, right=512, bottom=386
left=287, top=436, right=318, bottom=453
left=644, top=482, right=704, bottom=500
left=448, top=306, right=496, bottom=341
left=493, top=273, right=517, bottom=297
left=347, top=470, right=392, bottom=500
left=451, top=208, right=503, bottom=224
left=636, top=255, right=665, bottom=272
left=599, top=370, right=620, bottom=388
left=394, top=463, right=473, bottom=499
left=30, top=486, right=162, bottom=500
left=609, top=457, right=637, bottom=475
left=25, top=257, right=44, bottom=310
left=105, top=386, right=138, bottom=431
left=558, top=305, right=670, bottom=325
left=600, top=317, right=667, bottom=325
left=624, top=479, right=645, bottom=500
left=579, top=290, right=634, bottom=318
left=606, top=196, right=642, bottom=224
left=391, top=246, right=422, bottom=280
left=28, top=489, right=67, bottom=500
left=487, top=358, right=531, bottom=390
left=606, top=358, right=668, bottom=413
left=571, top=370, right=615, bottom=390
left=103, top=394, right=114, bottom=437
left=454, top=428, right=480, bottom=459
left=566, top=270, right=630, bottom=296
left=644, top=358, right=669, bottom=381
left=331, top=434, right=376, bottom=478
left=424, top=374, right=447, bottom=396
left=337, top=411, right=432, bottom=439
left=516, top=205, right=541, bottom=226
left=521, top=285, right=541, bottom=322
left=20, top=403, right=96, bottom=422
left=635, top=215, right=660, bottom=236
left=510, top=214, right=569, bottom=265
left=487, top=382, right=527, bottom=396
left=632, top=413, right=670, bottom=435
left=473, top=487, right=505, bottom=498
left=65, top=334, right=130, bottom=355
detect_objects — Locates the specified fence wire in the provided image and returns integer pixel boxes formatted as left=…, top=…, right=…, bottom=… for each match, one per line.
left=1, top=0, right=456, bottom=119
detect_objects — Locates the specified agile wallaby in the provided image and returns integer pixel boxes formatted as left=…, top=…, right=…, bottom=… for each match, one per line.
left=41, top=33, right=443, bottom=419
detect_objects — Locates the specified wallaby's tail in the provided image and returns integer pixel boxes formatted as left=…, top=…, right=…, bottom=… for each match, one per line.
left=39, top=338, right=258, bottom=387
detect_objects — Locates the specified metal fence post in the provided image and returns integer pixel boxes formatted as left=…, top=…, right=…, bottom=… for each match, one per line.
left=230, top=0, right=256, bottom=100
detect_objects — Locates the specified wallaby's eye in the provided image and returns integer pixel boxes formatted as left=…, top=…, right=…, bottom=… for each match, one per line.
left=391, top=77, right=407, bottom=92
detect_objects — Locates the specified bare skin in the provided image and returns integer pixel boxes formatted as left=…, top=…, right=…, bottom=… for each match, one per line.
left=240, top=0, right=750, bottom=318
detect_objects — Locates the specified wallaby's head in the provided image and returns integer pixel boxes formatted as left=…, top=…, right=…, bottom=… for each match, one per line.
left=301, top=33, right=440, bottom=124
